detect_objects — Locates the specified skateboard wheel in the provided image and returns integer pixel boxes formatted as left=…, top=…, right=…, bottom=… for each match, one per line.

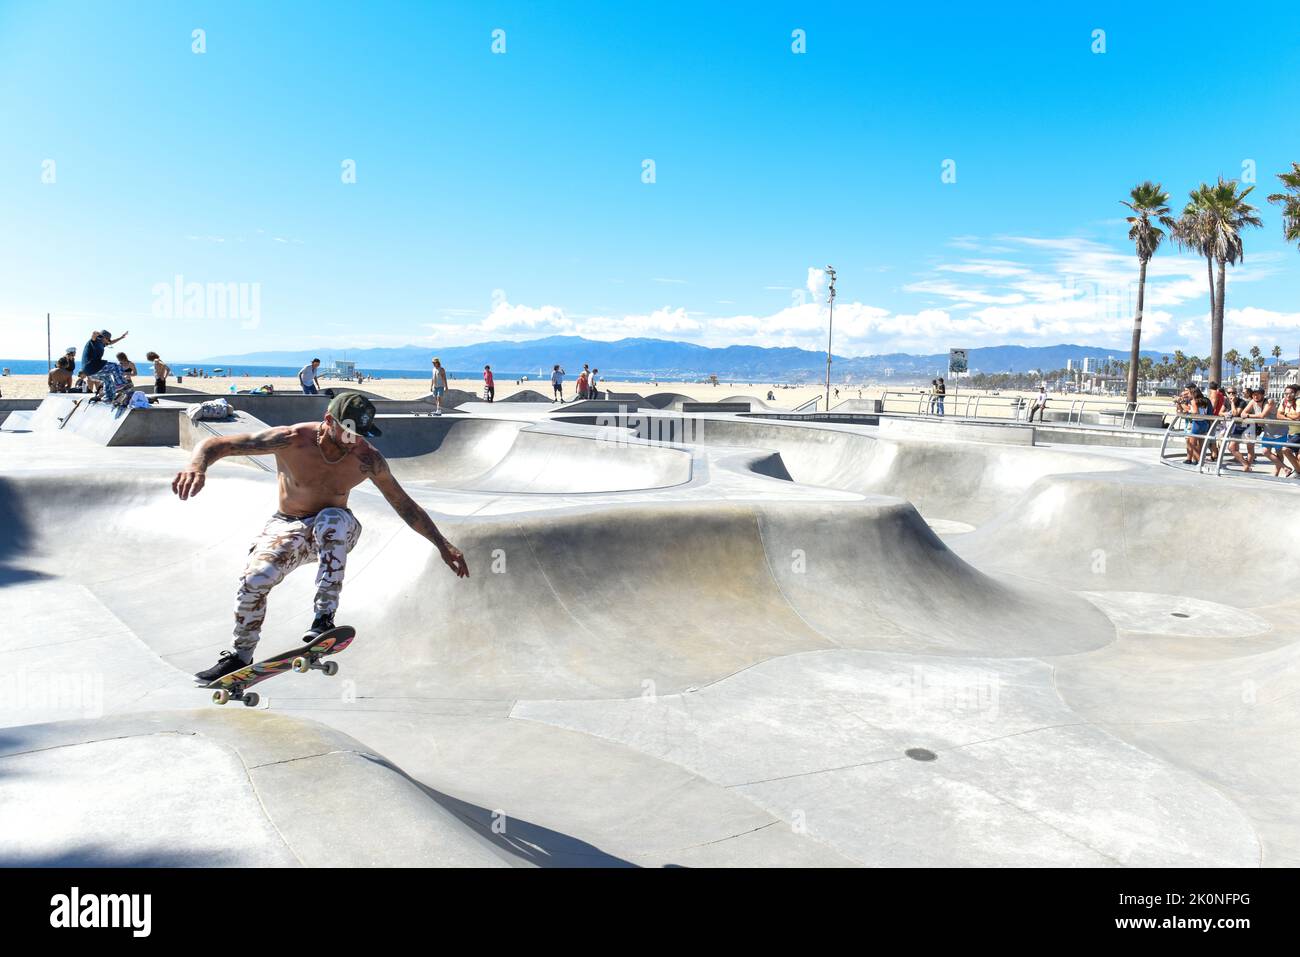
left=292, top=656, right=310, bottom=673
left=243, top=692, right=260, bottom=708
left=212, top=690, right=230, bottom=706
left=322, top=660, right=339, bottom=677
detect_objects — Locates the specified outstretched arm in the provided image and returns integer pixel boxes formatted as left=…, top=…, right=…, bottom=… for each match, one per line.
left=172, top=427, right=294, bottom=500
left=359, top=446, right=469, bottom=578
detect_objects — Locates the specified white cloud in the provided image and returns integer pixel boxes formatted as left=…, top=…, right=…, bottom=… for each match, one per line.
left=413, top=241, right=1292, bottom=357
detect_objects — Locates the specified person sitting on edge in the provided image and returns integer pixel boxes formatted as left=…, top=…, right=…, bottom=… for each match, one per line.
left=176, top=391, right=470, bottom=682
left=147, top=351, right=171, bottom=394
left=430, top=357, right=449, bottom=415
left=79, top=329, right=129, bottom=401
left=116, top=352, right=138, bottom=391
left=1028, top=385, right=1048, bottom=422
left=298, top=358, right=322, bottom=395
left=48, top=347, right=77, bottom=393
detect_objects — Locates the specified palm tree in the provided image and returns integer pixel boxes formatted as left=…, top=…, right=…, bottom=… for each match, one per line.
left=1225, top=348, right=1241, bottom=379
left=1173, top=188, right=1218, bottom=355
left=1202, top=178, right=1263, bottom=382
left=1121, top=183, right=1175, bottom=405
left=1267, top=162, right=1300, bottom=249
left=1272, top=345, right=1282, bottom=365
left=1174, top=180, right=1265, bottom=382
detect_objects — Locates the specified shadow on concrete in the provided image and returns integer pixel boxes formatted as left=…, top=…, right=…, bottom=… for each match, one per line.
left=0, top=845, right=251, bottom=867
left=360, top=754, right=641, bottom=868
left=0, top=478, right=50, bottom=587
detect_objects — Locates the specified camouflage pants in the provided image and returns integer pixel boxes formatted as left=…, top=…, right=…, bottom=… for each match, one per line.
left=89, top=362, right=126, bottom=401
left=232, top=507, right=362, bottom=654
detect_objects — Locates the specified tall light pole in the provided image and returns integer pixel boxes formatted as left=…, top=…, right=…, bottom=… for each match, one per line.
left=824, top=265, right=836, bottom=410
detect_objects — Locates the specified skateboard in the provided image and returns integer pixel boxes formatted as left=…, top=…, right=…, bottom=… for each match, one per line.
left=56, top=398, right=86, bottom=429
left=205, top=625, right=355, bottom=707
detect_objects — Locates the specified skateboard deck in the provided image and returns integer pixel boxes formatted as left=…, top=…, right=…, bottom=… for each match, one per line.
left=205, top=625, right=355, bottom=707
left=57, top=398, right=86, bottom=429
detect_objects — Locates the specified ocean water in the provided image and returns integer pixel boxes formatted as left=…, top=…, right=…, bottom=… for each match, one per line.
left=0, top=359, right=536, bottom=381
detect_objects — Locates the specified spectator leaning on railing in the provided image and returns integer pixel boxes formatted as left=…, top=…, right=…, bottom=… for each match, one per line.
left=1241, top=388, right=1292, bottom=478
left=1175, top=384, right=1211, bottom=464
left=1267, top=385, right=1300, bottom=478
left=1222, top=387, right=1255, bottom=471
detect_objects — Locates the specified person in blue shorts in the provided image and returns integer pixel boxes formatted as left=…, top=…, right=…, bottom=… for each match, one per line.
left=298, top=359, right=322, bottom=395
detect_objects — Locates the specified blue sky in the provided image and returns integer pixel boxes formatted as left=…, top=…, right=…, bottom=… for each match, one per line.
left=2, top=0, right=1299, bottom=361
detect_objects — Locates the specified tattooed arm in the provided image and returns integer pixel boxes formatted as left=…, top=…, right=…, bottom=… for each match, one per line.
left=171, top=427, right=295, bottom=500
left=359, top=445, right=470, bottom=578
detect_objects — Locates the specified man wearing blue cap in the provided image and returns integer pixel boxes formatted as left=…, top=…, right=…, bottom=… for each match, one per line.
left=80, top=329, right=130, bottom=400
left=173, top=391, right=470, bottom=682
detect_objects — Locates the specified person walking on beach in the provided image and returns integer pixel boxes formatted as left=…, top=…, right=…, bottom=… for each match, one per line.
left=483, top=364, right=495, bottom=402
left=177, top=391, right=470, bottom=683
left=430, top=357, right=449, bottom=415
left=551, top=364, right=565, bottom=401
left=79, top=329, right=130, bottom=401
left=298, top=359, right=322, bottom=395
left=147, top=351, right=171, bottom=394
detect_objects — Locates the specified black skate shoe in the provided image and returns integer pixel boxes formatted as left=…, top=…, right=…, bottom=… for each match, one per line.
left=195, top=650, right=250, bottom=683
left=302, top=613, right=335, bottom=643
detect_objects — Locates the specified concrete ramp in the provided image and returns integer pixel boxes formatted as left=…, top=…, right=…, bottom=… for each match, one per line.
left=27, top=394, right=185, bottom=446
left=0, top=711, right=509, bottom=867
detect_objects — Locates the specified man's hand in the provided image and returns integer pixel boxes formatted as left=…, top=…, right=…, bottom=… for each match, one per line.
left=172, top=466, right=206, bottom=500
left=439, top=542, right=470, bottom=578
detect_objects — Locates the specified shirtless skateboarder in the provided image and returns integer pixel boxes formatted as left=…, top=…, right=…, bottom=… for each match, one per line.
left=175, top=391, right=470, bottom=682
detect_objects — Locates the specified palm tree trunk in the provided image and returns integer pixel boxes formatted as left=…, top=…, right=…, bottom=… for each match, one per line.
left=1212, top=258, right=1227, bottom=383
left=1126, top=259, right=1147, bottom=405
left=1206, top=257, right=1216, bottom=384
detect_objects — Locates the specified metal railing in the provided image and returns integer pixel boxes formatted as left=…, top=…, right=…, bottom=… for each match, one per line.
left=1159, top=410, right=1300, bottom=479
left=876, top=390, right=1164, bottom=430
left=793, top=395, right=821, bottom=413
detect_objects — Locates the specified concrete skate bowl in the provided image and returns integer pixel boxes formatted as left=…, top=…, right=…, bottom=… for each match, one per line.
left=720, top=394, right=779, bottom=410
left=413, top=388, right=478, bottom=410
left=619, top=415, right=1129, bottom=525
left=496, top=388, right=552, bottom=403
left=372, top=416, right=691, bottom=493
left=643, top=392, right=692, bottom=411
left=0, top=470, right=1113, bottom=704
left=3, top=433, right=1298, bottom=865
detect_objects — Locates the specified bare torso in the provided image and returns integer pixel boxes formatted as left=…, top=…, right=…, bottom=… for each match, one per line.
left=273, top=422, right=383, bottom=515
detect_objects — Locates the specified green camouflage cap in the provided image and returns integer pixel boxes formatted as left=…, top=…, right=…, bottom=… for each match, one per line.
left=326, top=391, right=382, bottom=437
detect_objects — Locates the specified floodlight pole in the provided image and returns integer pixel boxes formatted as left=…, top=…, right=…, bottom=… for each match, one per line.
left=824, top=265, right=836, bottom=411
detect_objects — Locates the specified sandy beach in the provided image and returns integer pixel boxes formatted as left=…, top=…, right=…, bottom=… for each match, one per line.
left=1, top=371, right=1168, bottom=420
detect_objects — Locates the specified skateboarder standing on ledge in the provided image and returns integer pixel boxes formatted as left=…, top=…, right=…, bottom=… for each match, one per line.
left=175, top=391, right=470, bottom=683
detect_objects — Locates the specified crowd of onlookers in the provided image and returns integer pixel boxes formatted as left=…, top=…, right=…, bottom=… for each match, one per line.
left=46, top=329, right=174, bottom=402
left=1176, top=380, right=1300, bottom=478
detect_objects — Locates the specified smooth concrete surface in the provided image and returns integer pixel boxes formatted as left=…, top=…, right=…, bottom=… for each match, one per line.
left=1, top=396, right=1297, bottom=867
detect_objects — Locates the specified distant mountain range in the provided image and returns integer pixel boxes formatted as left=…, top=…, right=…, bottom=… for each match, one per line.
left=201, top=336, right=1166, bottom=381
